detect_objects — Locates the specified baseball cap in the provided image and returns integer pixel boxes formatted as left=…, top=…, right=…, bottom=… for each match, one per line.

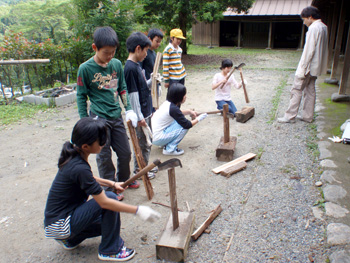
left=170, top=29, right=186, bottom=39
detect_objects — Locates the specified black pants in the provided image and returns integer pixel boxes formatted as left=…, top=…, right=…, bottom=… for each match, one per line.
left=91, top=114, right=131, bottom=187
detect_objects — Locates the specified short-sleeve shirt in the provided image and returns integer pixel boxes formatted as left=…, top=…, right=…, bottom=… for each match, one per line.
left=152, top=100, right=192, bottom=140
left=124, top=60, right=153, bottom=118
left=212, top=73, right=239, bottom=101
left=44, top=155, right=102, bottom=227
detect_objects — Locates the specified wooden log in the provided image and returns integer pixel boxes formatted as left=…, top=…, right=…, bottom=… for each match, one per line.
left=216, top=136, right=237, bottom=162
left=156, top=211, right=195, bottom=262
left=212, top=152, right=257, bottom=174
left=191, top=204, right=223, bottom=241
left=0, top=59, right=50, bottom=65
left=235, top=106, right=255, bottom=123
left=151, top=52, right=162, bottom=109
left=223, top=104, right=230, bottom=143
left=220, top=161, right=247, bottom=177
left=126, top=120, right=154, bottom=200
left=168, top=167, right=179, bottom=230
left=239, top=68, right=250, bottom=103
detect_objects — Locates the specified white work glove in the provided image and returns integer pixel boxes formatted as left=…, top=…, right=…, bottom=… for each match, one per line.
left=125, top=110, right=138, bottom=128
left=136, top=206, right=161, bottom=222
left=196, top=113, right=208, bottom=122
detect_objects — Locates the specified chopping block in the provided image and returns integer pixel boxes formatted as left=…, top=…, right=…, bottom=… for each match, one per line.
left=156, top=164, right=195, bottom=262
left=236, top=106, right=255, bottom=123
left=216, top=104, right=237, bottom=162
left=156, top=212, right=195, bottom=262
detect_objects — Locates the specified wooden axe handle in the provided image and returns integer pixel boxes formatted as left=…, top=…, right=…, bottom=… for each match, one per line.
left=239, top=68, right=250, bottom=103
left=121, top=159, right=160, bottom=188
left=218, top=68, right=236, bottom=89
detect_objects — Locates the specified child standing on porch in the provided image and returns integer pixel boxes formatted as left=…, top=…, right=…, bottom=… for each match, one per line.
left=212, top=59, right=242, bottom=117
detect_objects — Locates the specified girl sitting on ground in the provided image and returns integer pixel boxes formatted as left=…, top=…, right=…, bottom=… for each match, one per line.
left=152, top=83, right=207, bottom=156
left=212, top=59, right=242, bottom=117
left=44, top=117, right=160, bottom=262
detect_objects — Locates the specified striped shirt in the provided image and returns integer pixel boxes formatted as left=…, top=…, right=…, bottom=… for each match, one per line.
left=45, top=215, right=71, bottom=239
left=163, top=43, right=186, bottom=83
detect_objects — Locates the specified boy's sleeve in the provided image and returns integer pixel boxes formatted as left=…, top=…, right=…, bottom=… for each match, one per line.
left=163, top=48, right=170, bottom=84
left=117, top=64, right=132, bottom=112
left=124, top=66, right=144, bottom=120
left=76, top=66, right=89, bottom=118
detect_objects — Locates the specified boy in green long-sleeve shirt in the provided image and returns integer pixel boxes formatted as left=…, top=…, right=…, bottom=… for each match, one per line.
left=76, top=26, right=139, bottom=200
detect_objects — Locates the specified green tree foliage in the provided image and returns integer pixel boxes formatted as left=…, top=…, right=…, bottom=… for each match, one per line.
left=137, top=0, right=254, bottom=53
left=1, top=0, right=72, bottom=44
left=71, top=0, right=138, bottom=62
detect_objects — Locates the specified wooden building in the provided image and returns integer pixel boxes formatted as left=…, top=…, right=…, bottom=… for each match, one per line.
left=192, top=0, right=312, bottom=49
left=192, top=0, right=350, bottom=95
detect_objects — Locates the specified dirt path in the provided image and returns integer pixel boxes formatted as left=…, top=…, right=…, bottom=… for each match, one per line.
left=0, top=52, right=331, bottom=262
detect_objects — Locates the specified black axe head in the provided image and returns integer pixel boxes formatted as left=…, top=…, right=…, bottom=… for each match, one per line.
left=235, top=63, right=246, bottom=70
left=158, top=158, right=182, bottom=171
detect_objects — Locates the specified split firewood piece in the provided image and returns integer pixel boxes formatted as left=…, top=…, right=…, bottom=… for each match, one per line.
left=212, top=152, right=256, bottom=174
left=127, top=120, right=154, bottom=200
left=191, top=204, right=223, bottom=241
left=220, top=161, right=247, bottom=177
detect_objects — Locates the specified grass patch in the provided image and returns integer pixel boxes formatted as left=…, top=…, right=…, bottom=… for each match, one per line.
left=267, top=76, right=288, bottom=124
left=306, top=123, right=320, bottom=160
left=0, top=101, right=52, bottom=126
left=280, top=164, right=297, bottom=174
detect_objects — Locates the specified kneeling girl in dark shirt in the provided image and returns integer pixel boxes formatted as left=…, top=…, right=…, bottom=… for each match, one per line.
left=44, top=117, right=160, bottom=262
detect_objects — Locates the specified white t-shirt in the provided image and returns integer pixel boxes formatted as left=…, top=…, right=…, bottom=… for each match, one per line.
left=212, top=73, right=240, bottom=101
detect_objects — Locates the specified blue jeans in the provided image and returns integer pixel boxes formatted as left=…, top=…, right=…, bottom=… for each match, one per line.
left=67, top=191, right=124, bottom=255
left=216, top=100, right=237, bottom=115
left=153, top=121, right=188, bottom=152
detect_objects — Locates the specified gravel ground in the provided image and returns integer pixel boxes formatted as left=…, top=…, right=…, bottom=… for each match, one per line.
left=0, top=50, right=331, bottom=262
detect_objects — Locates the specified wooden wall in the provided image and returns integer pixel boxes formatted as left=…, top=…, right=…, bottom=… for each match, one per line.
left=192, top=21, right=220, bottom=46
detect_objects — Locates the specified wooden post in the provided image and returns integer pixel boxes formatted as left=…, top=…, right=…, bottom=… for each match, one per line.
left=223, top=104, right=229, bottom=143
left=152, top=52, right=162, bottom=109
left=168, top=168, right=179, bottom=231
left=239, top=68, right=250, bottom=103
left=338, top=24, right=350, bottom=95
left=330, top=0, right=346, bottom=80
left=126, top=120, right=154, bottom=200
left=237, top=21, right=242, bottom=48
left=298, top=24, right=305, bottom=50
left=267, top=21, right=272, bottom=49
left=327, top=3, right=339, bottom=68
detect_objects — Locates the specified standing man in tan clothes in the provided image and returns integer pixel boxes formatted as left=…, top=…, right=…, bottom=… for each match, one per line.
left=278, top=6, right=328, bottom=123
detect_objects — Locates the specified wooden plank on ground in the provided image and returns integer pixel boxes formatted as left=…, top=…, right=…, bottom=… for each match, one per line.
left=212, top=152, right=257, bottom=174
left=220, top=161, right=247, bottom=177
left=191, top=204, right=223, bottom=241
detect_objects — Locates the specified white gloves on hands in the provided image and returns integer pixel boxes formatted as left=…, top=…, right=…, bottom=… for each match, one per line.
left=196, top=113, right=208, bottom=122
left=136, top=206, right=161, bottom=222
left=125, top=110, right=138, bottom=128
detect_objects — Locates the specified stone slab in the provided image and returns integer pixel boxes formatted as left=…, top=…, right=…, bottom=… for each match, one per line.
left=330, top=250, right=350, bottom=263
left=324, top=185, right=347, bottom=202
left=321, top=170, right=338, bottom=184
left=327, top=223, right=350, bottom=245
left=325, top=202, right=349, bottom=218
left=331, top=93, right=350, bottom=102
left=320, top=159, right=337, bottom=168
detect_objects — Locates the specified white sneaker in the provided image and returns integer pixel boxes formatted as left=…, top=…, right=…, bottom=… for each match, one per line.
left=162, top=148, right=184, bottom=156
left=277, top=117, right=296, bottom=123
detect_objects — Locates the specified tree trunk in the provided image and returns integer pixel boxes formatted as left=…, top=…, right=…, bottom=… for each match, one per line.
left=24, top=66, right=33, bottom=93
